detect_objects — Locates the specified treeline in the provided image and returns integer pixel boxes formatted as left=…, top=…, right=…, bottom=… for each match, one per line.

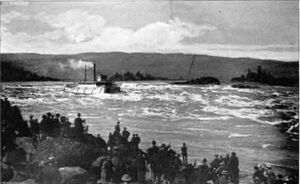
left=109, top=71, right=167, bottom=81
left=231, top=66, right=298, bottom=87
left=1, top=62, right=59, bottom=82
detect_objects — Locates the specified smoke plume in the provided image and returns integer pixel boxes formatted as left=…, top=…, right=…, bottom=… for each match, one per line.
left=67, top=59, right=94, bottom=70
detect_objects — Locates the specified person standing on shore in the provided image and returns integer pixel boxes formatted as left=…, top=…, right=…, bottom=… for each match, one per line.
left=115, top=121, right=120, bottom=134
left=147, top=140, right=160, bottom=183
left=29, top=115, right=40, bottom=147
left=74, top=113, right=85, bottom=138
left=228, top=152, right=239, bottom=184
left=181, top=143, right=188, bottom=165
left=122, top=127, right=130, bottom=141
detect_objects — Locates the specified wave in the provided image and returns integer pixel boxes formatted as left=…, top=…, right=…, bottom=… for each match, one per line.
left=121, top=82, right=183, bottom=91
left=144, top=91, right=209, bottom=104
left=221, top=85, right=264, bottom=94
left=235, top=125, right=255, bottom=128
left=186, top=127, right=229, bottom=135
left=202, top=105, right=284, bottom=125
left=262, top=144, right=272, bottom=148
left=228, top=133, right=251, bottom=138
left=91, top=92, right=143, bottom=101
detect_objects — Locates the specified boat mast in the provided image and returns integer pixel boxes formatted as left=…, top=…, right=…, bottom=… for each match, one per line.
left=186, top=55, right=196, bottom=80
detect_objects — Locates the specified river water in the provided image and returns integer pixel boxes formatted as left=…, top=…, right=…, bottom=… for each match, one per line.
left=1, top=81, right=298, bottom=183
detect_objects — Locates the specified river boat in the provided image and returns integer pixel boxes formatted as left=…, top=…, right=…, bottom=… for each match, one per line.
left=64, top=63, right=121, bottom=94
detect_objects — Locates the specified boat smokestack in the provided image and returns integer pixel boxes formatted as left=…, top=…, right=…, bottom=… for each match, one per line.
left=84, top=65, right=87, bottom=82
left=93, top=63, right=96, bottom=82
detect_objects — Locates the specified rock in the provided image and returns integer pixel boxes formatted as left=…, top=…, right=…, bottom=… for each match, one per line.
left=231, top=84, right=258, bottom=89
left=231, top=77, right=245, bottom=83
left=59, top=166, right=88, bottom=184
left=33, top=137, right=104, bottom=169
left=3, top=147, right=27, bottom=166
left=188, top=77, right=220, bottom=85
left=21, top=179, right=36, bottom=184
left=173, top=77, right=220, bottom=85
left=92, top=156, right=108, bottom=168
left=1, top=162, right=14, bottom=182
left=15, top=137, right=35, bottom=162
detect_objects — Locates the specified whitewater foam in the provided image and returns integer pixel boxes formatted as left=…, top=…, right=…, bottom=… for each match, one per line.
left=228, top=133, right=251, bottom=138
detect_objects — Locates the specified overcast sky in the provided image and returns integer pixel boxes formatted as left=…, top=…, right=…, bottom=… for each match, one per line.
left=1, top=1, right=298, bottom=61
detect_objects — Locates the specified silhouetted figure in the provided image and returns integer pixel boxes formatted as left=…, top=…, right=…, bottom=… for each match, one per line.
left=29, top=115, right=40, bottom=138
left=102, top=158, right=113, bottom=182
left=108, top=133, right=113, bottom=147
left=253, top=165, right=266, bottom=184
left=60, top=116, right=71, bottom=137
left=135, top=134, right=141, bottom=147
left=228, top=152, right=239, bottom=184
left=52, top=113, right=61, bottom=138
left=40, top=115, right=50, bottom=140
left=224, top=153, right=230, bottom=168
left=147, top=140, right=160, bottom=183
left=122, top=127, right=130, bottom=140
left=115, top=121, right=120, bottom=133
left=211, top=154, right=221, bottom=169
left=74, top=113, right=85, bottom=138
left=199, top=158, right=210, bottom=184
left=46, top=112, right=52, bottom=119
left=137, top=151, right=147, bottom=183
left=181, top=143, right=188, bottom=165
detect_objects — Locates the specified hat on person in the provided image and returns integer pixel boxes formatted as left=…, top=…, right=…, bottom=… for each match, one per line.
left=121, top=174, right=132, bottom=182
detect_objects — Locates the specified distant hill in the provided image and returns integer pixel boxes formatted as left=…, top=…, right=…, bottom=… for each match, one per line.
left=1, top=52, right=298, bottom=83
left=1, top=61, right=58, bottom=82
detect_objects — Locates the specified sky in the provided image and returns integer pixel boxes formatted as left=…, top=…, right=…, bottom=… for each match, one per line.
left=1, top=1, right=298, bottom=61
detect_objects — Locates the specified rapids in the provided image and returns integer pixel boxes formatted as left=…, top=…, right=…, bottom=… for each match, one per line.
left=1, top=81, right=298, bottom=183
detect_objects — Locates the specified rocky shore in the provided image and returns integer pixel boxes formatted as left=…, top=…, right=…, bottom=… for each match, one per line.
left=172, top=77, right=220, bottom=85
left=1, top=98, right=298, bottom=184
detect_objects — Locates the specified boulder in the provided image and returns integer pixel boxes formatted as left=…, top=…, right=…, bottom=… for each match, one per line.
left=231, top=84, right=258, bottom=89
left=59, top=167, right=88, bottom=184
left=1, top=162, right=14, bottom=182
left=3, top=147, right=27, bottom=166
left=188, top=77, right=220, bottom=85
left=92, top=156, right=108, bottom=168
left=33, top=137, right=104, bottom=170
